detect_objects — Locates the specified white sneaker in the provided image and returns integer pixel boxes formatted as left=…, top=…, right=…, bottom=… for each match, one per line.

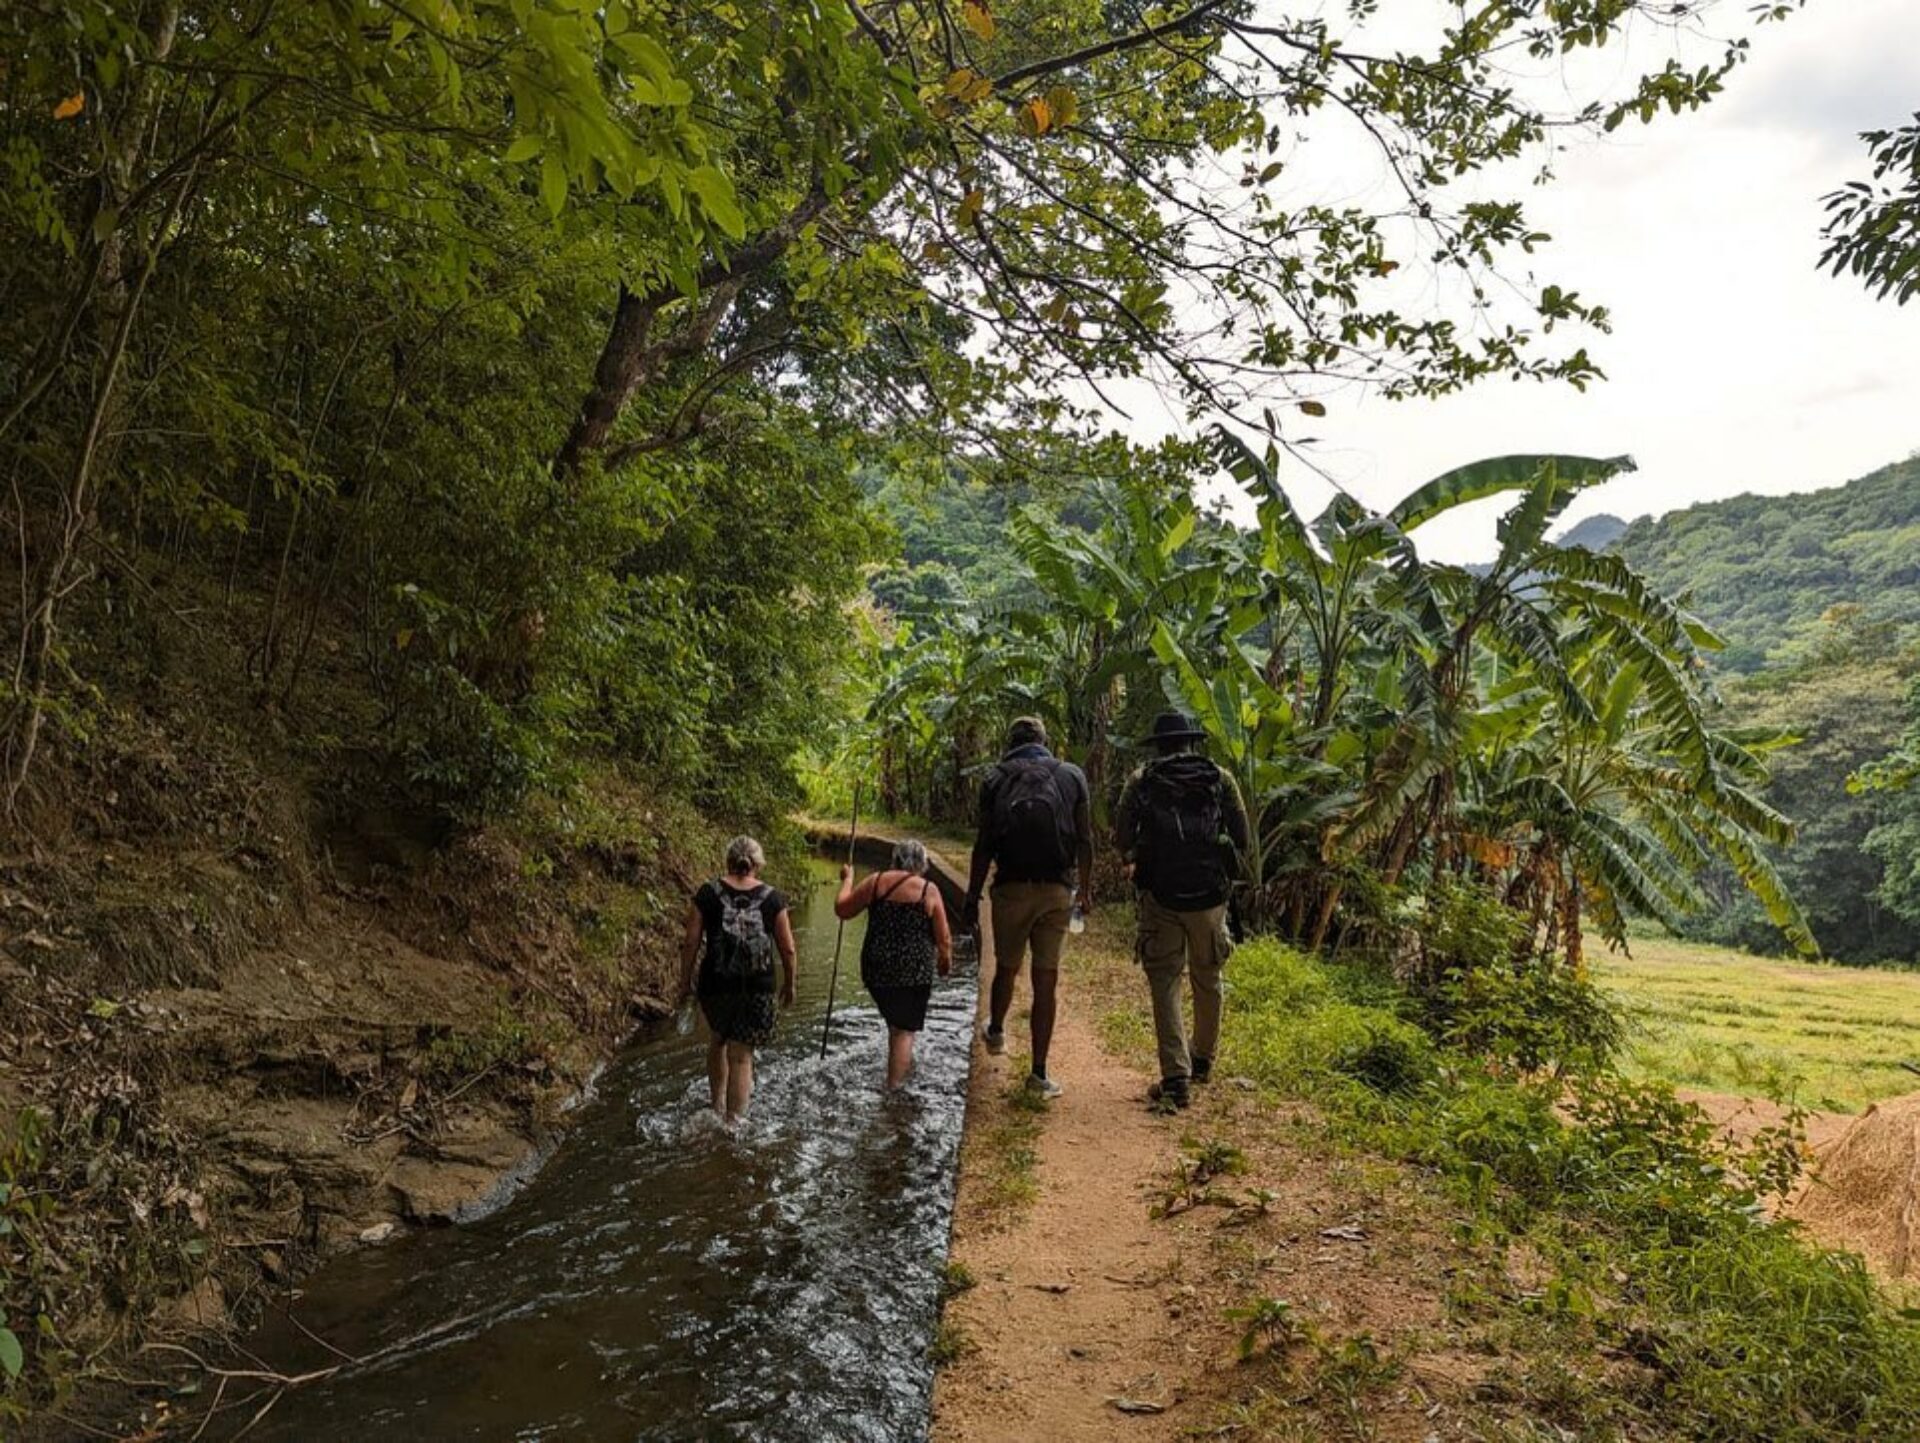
left=1025, top=1073, right=1063, bottom=1100
left=983, top=1025, right=1006, bottom=1055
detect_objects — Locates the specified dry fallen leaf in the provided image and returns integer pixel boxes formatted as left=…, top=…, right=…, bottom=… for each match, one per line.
left=1108, top=1396, right=1167, bottom=1415
left=53, top=91, right=85, bottom=120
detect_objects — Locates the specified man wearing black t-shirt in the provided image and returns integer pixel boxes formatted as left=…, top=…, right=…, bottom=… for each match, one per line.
left=963, top=717, right=1094, bottom=1099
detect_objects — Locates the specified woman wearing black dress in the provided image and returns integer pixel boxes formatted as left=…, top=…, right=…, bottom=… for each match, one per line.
left=677, top=836, right=797, bottom=1125
left=836, top=838, right=953, bottom=1088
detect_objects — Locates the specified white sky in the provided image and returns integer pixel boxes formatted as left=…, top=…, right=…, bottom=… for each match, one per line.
left=1140, top=0, right=1920, bottom=561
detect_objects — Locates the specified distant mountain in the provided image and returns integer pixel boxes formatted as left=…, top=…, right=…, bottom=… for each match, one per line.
left=1460, top=511, right=1631, bottom=578
left=1609, top=456, right=1920, bottom=673
left=1552, top=512, right=1631, bottom=552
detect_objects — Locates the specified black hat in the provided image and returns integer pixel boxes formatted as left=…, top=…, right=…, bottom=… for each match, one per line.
left=1144, top=711, right=1207, bottom=745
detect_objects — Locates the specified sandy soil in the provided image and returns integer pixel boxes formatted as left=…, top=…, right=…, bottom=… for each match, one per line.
left=934, top=961, right=1199, bottom=1441
left=1677, top=1086, right=1850, bottom=1153
left=931, top=907, right=1504, bottom=1442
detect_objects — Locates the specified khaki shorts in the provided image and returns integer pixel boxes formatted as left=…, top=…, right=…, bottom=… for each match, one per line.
left=990, top=881, right=1075, bottom=973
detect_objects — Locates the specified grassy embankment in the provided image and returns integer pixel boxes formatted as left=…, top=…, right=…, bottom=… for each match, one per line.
left=1597, top=934, right=1920, bottom=1113
left=1071, top=918, right=1920, bottom=1440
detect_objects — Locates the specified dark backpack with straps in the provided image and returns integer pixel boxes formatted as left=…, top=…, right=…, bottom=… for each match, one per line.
left=707, top=881, right=777, bottom=993
left=1132, top=754, right=1235, bottom=911
left=991, top=756, right=1077, bottom=880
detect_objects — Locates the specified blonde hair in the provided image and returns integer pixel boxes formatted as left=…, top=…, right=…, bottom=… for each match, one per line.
left=724, top=835, right=765, bottom=877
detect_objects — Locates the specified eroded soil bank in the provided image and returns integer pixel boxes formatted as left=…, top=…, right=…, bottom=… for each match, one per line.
left=1, top=688, right=732, bottom=1435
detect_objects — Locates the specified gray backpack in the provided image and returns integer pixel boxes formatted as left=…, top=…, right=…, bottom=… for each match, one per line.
left=709, top=882, right=776, bottom=992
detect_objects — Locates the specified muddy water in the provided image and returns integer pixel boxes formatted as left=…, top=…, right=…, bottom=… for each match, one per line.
left=224, top=859, right=976, bottom=1441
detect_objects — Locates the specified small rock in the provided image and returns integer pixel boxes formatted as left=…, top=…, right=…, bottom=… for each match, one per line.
left=165, top=1275, right=227, bottom=1332
left=358, top=1220, right=398, bottom=1244
left=626, top=994, right=672, bottom=1023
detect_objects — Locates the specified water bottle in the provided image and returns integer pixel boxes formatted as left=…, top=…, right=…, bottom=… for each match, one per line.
left=674, top=998, right=697, bottom=1036
left=1068, top=903, right=1086, bottom=935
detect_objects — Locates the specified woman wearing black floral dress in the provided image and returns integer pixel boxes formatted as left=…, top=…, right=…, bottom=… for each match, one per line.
left=836, top=838, right=953, bottom=1088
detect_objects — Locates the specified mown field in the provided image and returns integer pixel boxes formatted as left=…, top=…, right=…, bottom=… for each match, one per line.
left=1599, top=934, right=1920, bottom=1113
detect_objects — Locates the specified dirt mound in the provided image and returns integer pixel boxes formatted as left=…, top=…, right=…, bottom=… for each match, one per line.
left=1792, top=1092, right=1920, bottom=1278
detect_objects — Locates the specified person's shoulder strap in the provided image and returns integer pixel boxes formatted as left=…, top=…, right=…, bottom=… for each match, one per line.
left=875, top=871, right=910, bottom=903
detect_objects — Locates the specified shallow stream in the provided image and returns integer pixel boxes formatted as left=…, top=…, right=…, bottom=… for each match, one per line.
left=220, top=857, right=976, bottom=1441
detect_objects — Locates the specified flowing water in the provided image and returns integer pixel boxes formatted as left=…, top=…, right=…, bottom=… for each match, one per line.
left=220, top=859, right=976, bottom=1442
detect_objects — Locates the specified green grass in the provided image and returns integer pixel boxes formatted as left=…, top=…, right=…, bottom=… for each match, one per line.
left=1219, top=937, right=1920, bottom=1441
left=967, top=1066, right=1047, bottom=1219
left=1597, top=935, right=1920, bottom=1113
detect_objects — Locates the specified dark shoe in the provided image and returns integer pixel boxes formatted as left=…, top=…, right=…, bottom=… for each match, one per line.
left=1190, top=1055, right=1213, bottom=1085
left=1147, top=1077, right=1190, bottom=1112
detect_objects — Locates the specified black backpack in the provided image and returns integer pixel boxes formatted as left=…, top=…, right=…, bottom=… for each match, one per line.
left=1132, top=754, right=1234, bottom=911
left=991, top=756, right=1077, bottom=880
left=707, top=881, right=777, bottom=993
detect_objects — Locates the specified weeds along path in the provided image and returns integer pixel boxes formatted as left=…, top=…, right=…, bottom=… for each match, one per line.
left=932, top=910, right=1502, bottom=1442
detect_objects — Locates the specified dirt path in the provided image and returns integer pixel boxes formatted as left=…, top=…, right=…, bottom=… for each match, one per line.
left=930, top=911, right=1487, bottom=1442
left=933, top=923, right=1195, bottom=1441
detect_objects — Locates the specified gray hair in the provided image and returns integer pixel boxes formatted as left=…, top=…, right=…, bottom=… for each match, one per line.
left=891, top=838, right=930, bottom=875
left=724, top=835, right=765, bottom=877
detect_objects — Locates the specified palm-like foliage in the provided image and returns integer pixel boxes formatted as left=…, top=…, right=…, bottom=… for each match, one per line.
left=860, top=437, right=1818, bottom=961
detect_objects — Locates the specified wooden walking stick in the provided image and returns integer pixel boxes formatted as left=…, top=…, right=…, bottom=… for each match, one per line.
left=819, top=781, right=863, bottom=1059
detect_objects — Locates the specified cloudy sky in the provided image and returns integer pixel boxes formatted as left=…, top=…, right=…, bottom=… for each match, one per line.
left=1148, top=0, right=1920, bottom=562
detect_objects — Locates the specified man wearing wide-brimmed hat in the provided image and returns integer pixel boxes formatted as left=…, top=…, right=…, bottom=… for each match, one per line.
left=1115, top=711, right=1249, bottom=1112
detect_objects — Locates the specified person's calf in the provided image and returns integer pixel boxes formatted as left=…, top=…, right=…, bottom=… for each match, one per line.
left=988, top=966, right=1020, bottom=1032
left=1029, top=968, right=1059, bottom=1076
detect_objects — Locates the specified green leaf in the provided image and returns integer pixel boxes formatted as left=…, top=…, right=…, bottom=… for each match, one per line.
left=505, top=134, right=544, bottom=163
left=0, top=1326, right=22, bottom=1379
left=1390, top=455, right=1636, bottom=534
left=540, top=152, right=568, bottom=218
left=686, top=165, right=745, bottom=240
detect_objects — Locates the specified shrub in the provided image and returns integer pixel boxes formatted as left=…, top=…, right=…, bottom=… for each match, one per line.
left=1438, top=962, right=1626, bottom=1077
left=1228, top=941, right=1435, bottom=1096
left=1418, top=877, right=1627, bottom=1076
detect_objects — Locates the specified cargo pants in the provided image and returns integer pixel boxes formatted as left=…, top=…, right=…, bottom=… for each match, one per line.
left=1135, top=891, right=1233, bottom=1082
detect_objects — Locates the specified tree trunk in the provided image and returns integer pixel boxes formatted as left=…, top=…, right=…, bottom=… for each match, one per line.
left=1307, top=882, right=1343, bottom=953
left=550, top=189, right=831, bottom=478
left=553, top=286, right=659, bottom=476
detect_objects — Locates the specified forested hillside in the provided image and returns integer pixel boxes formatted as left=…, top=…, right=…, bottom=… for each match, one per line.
left=1612, top=455, right=1920, bottom=672
left=1567, top=458, right=1920, bottom=962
